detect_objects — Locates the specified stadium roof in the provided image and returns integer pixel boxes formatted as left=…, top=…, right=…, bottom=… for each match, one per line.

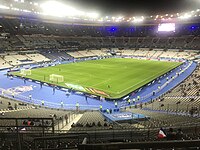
left=0, top=0, right=200, bottom=24
left=65, top=0, right=200, bottom=16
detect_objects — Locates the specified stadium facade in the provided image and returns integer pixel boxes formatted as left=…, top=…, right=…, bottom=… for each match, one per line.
left=0, top=1, right=199, bottom=150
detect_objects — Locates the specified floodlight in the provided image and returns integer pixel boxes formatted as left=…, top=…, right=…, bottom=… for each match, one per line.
left=40, top=1, right=77, bottom=17
left=179, top=13, right=191, bottom=19
left=87, top=12, right=99, bottom=19
left=132, top=17, right=144, bottom=23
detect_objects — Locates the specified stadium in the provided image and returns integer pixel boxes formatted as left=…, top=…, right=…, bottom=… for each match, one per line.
left=0, top=0, right=200, bottom=149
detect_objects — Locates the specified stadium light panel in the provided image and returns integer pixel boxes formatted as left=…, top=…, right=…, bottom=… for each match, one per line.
left=40, top=1, right=78, bottom=17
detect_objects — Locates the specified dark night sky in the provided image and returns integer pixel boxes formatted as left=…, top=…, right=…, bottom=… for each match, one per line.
left=62, top=0, right=200, bottom=16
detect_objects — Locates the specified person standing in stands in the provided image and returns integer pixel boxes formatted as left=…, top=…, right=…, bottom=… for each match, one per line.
left=29, top=94, right=32, bottom=101
left=85, top=95, right=88, bottom=104
left=128, top=99, right=131, bottom=105
left=137, top=96, right=140, bottom=101
left=14, top=103, right=17, bottom=110
left=41, top=100, right=44, bottom=106
left=61, top=101, right=64, bottom=108
left=99, top=105, right=102, bottom=112
left=2, top=90, right=4, bottom=96
left=106, top=108, right=110, bottom=114
left=65, top=114, right=68, bottom=124
left=40, top=82, right=43, bottom=88
left=12, top=90, right=15, bottom=98
left=24, top=78, right=26, bottom=84
left=158, top=86, right=161, bottom=91
left=132, top=98, right=136, bottom=104
left=153, top=91, right=156, bottom=96
left=114, top=101, right=118, bottom=108
left=53, top=86, right=56, bottom=94
left=158, top=80, right=161, bottom=84
left=76, top=102, right=79, bottom=112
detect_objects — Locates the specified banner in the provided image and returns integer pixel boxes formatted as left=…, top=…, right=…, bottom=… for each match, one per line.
left=86, top=87, right=110, bottom=97
left=65, top=83, right=86, bottom=92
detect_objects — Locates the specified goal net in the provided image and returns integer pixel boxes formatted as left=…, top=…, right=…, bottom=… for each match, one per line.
left=49, top=74, right=64, bottom=83
left=20, top=69, right=31, bottom=76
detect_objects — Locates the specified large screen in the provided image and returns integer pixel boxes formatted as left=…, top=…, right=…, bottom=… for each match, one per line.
left=158, top=23, right=175, bottom=32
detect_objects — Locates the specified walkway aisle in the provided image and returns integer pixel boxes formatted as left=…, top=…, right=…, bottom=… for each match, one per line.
left=61, top=114, right=83, bottom=131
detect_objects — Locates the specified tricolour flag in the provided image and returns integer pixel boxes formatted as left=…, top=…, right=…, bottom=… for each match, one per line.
left=158, top=128, right=166, bottom=139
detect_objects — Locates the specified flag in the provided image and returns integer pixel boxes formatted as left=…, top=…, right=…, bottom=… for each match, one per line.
left=158, top=128, right=166, bottom=139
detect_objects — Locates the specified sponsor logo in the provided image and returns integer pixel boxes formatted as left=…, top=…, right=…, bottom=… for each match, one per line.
left=86, top=87, right=110, bottom=97
left=65, top=83, right=86, bottom=92
left=6, top=86, right=33, bottom=95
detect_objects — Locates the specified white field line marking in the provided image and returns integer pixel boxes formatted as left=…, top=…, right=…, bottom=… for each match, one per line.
left=116, top=63, right=180, bottom=94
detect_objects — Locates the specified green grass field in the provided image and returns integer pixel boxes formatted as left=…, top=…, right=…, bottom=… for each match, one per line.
left=13, top=58, right=182, bottom=98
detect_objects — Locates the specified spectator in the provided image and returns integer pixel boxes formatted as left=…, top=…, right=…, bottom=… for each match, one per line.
left=97, top=121, right=102, bottom=127
left=12, top=91, right=15, bottom=98
left=41, top=100, right=44, bottom=106
left=53, top=114, right=57, bottom=119
left=71, top=122, right=75, bottom=128
left=109, top=124, right=113, bottom=129
left=61, top=101, right=64, bottom=108
left=176, top=128, right=184, bottom=140
left=104, top=122, right=108, bottom=127
left=76, top=102, right=79, bottom=112
left=106, top=108, right=110, bottom=114
left=127, top=99, right=131, bottom=105
left=167, top=128, right=176, bottom=140
left=86, top=122, right=90, bottom=127
left=114, top=101, right=118, bottom=108
left=92, top=122, right=95, bottom=127
left=109, top=108, right=112, bottom=114
left=1, top=112, right=5, bottom=116
left=29, top=94, right=32, bottom=100
left=14, top=103, right=17, bottom=110
left=65, top=114, right=68, bottom=124
left=99, top=105, right=102, bottom=111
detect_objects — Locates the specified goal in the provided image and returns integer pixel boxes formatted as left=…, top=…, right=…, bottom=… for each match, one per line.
left=20, top=69, right=31, bottom=76
left=49, top=74, right=64, bottom=83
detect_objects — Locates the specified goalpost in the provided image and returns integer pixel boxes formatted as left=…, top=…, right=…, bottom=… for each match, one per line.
left=49, top=74, right=64, bottom=83
left=20, top=69, right=32, bottom=76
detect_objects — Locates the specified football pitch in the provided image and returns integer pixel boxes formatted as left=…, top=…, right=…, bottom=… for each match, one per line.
left=13, top=58, right=182, bottom=99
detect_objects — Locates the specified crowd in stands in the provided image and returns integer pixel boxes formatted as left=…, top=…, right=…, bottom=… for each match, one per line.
left=141, top=64, right=200, bottom=115
left=0, top=16, right=199, bottom=149
left=1, top=18, right=200, bottom=51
